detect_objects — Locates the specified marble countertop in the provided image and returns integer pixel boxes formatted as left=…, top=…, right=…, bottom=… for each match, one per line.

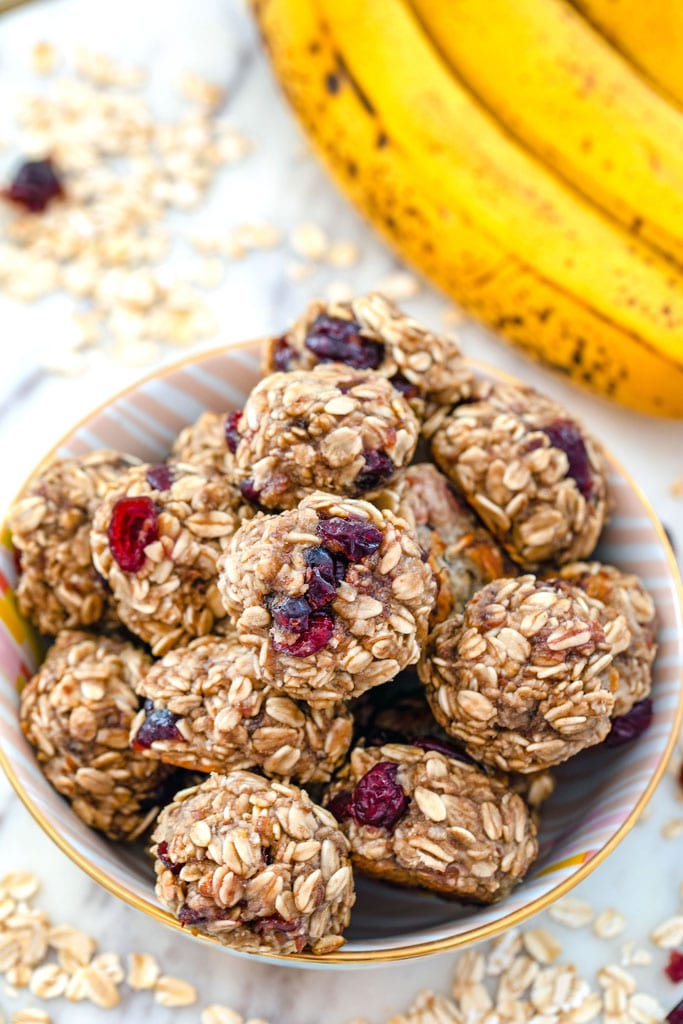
left=0, top=0, right=682, bottom=1019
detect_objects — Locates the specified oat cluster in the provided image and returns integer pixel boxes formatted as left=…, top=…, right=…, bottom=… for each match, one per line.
left=152, top=772, right=355, bottom=955
left=265, top=292, right=473, bottom=422
left=131, top=634, right=352, bottom=782
left=19, top=632, right=172, bottom=841
left=232, top=365, right=419, bottom=509
left=431, top=380, right=608, bottom=568
left=324, top=744, right=538, bottom=902
left=420, top=576, right=632, bottom=773
left=8, top=286, right=659, bottom=958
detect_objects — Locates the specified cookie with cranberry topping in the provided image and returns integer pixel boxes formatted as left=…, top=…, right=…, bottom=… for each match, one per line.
left=152, top=771, right=355, bottom=955
left=393, top=463, right=518, bottom=623
left=130, top=633, right=352, bottom=783
left=324, top=743, right=537, bottom=902
left=265, top=292, right=472, bottom=422
left=20, top=631, right=173, bottom=841
left=217, top=491, right=436, bottom=706
left=430, top=380, right=608, bottom=569
left=552, top=561, right=656, bottom=717
left=171, top=410, right=241, bottom=478
left=419, top=576, right=631, bottom=773
left=229, top=365, right=419, bottom=511
left=90, top=462, right=246, bottom=656
left=8, top=450, right=137, bottom=635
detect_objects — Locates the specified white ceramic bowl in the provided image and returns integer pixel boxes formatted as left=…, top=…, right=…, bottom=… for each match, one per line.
left=1, top=342, right=681, bottom=966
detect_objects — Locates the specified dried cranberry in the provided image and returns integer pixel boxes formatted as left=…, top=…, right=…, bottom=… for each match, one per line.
left=270, top=595, right=311, bottom=633
left=666, top=951, right=683, bottom=983
left=146, top=463, right=173, bottom=491
left=667, top=999, right=683, bottom=1024
left=351, top=762, right=408, bottom=829
left=240, top=479, right=262, bottom=505
left=5, top=157, right=64, bottom=213
left=305, top=314, right=383, bottom=370
left=107, top=496, right=159, bottom=572
left=262, top=847, right=273, bottom=866
left=605, top=698, right=653, bottom=747
left=273, top=335, right=294, bottom=371
left=356, top=450, right=394, bottom=492
left=272, top=609, right=334, bottom=657
left=304, top=567, right=337, bottom=609
left=178, top=903, right=231, bottom=926
left=13, top=547, right=22, bottom=576
left=253, top=914, right=300, bottom=935
left=327, top=790, right=355, bottom=821
left=317, top=516, right=383, bottom=561
left=390, top=373, right=419, bottom=399
left=543, top=419, right=594, bottom=500
left=225, top=411, right=242, bottom=454
left=157, top=841, right=183, bottom=875
left=132, top=707, right=183, bottom=750
left=305, top=545, right=347, bottom=583
left=413, top=736, right=477, bottom=766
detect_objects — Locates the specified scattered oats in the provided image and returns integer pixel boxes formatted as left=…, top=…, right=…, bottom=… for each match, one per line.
left=628, top=993, right=666, bottom=1024
left=287, top=260, right=315, bottom=283
left=48, top=925, right=96, bottom=970
left=650, top=914, right=683, bottom=948
left=548, top=897, right=594, bottom=928
left=326, top=280, right=355, bottom=303
left=78, top=963, right=120, bottom=1008
left=440, top=305, right=467, bottom=327
left=73, top=49, right=145, bottom=87
left=235, top=223, right=282, bottom=251
left=155, top=974, right=198, bottom=1007
left=179, top=71, right=224, bottom=109
left=3, top=873, right=40, bottom=902
left=91, top=951, right=124, bottom=984
left=662, top=818, right=683, bottom=839
left=597, top=964, right=636, bottom=994
left=620, top=943, right=652, bottom=967
left=326, top=241, right=359, bottom=268
left=12, top=1012, right=51, bottom=1024
left=567, top=992, right=603, bottom=1023
left=127, top=952, right=160, bottom=990
left=375, top=271, right=420, bottom=301
left=452, top=949, right=486, bottom=993
left=670, top=477, right=683, bottom=497
left=7, top=966, right=30, bottom=989
left=29, top=964, right=67, bottom=1000
left=31, top=42, right=58, bottom=76
left=201, top=1008, right=244, bottom=1024
left=523, top=928, right=562, bottom=965
left=290, top=222, right=328, bottom=260
left=487, top=928, right=523, bottom=974
left=593, top=909, right=626, bottom=940
left=5, top=985, right=17, bottom=998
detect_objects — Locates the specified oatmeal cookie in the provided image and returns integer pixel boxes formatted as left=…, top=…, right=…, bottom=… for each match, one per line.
left=218, top=492, right=435, bottom=705
left=130, top=634, right=353, bottom=783
left=430, top=380, right=608, bottom=569
left=553, top=562, right=656, bottom=717
left=324, top=743, right=537, bottom=902
left=152, top=771, right=355, bottom=955
left=8, top=450, right=135, bottom=635
left=20, top=631, right=172, bottom=841
left=171, top=410, right=240, bottom=478
left=230, top=365, right=419, bottom=510
left=394, top=463, right=517, bottom=622
left=265, top=292, right=472, bottom=422
left=90, top=462, right=244, bottom=656
left=419, top=576, right=631, bottom=773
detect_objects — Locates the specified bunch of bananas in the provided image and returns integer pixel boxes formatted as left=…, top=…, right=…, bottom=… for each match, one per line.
left=252, top=0, right=683, bottom=417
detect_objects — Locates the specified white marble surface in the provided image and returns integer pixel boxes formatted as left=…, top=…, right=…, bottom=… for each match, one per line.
left=0, top=0, right=682, bottom=1019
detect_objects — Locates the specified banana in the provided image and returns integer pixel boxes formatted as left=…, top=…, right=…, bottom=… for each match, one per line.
left=251, top=0, right=683, bottom=417
left=408, top=0, right=683, bottom=269
left=572, top=0, right=683, bottom=109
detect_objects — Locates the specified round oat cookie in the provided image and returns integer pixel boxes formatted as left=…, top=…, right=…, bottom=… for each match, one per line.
left=230, top=364, right=419, bottom=510
left=90, top=462, right=247, bottom=656
left=430, top=380, right=608, bottom=569
left=130, top=633, right=353, bottom=783
left=552, top=561, right=657, bottom=717
left=8, top=450, right=136, bottom=635
left=20, top=631, right=173, bottom=841
left=419, top=575, right=632, bottom=773
left=393, top=463, right=518, bottom=623
left=152, top=771, right=355, bottom=955
left=265, top=292, right=472, bottom=423
left=323, top=743, right=538, bottom=902
left=218, top=491, right=436, bottom=706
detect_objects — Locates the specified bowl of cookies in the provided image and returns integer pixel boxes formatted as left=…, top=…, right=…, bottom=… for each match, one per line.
left=1, top=293, right=681, bottom=965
